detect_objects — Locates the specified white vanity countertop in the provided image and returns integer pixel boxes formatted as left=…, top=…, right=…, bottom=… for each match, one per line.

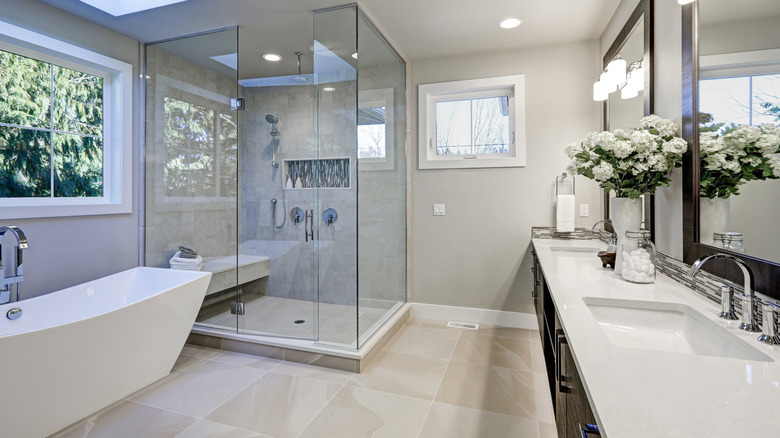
left=532, top=238, right=780, bottom=438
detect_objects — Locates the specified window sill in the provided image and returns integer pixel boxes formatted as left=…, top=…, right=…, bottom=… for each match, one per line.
left=418, top=154, right=525, bottom=170
left=1, top=200, right=132, bottom=219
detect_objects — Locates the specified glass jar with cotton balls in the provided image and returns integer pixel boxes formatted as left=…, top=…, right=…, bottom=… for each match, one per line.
left=620, top=230, right=656, bottom=284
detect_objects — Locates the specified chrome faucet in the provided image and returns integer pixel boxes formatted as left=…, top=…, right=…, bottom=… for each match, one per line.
left=0, top=225, right=28, bottom=303
left=591, top=220, right=618, bottom=252
left=689, top=253, right=760, bottom=332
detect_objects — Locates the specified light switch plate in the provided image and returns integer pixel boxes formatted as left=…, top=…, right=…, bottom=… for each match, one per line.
left=580, top=204, right=589, bottom=217
left=433, top=204, right=446, bottom=216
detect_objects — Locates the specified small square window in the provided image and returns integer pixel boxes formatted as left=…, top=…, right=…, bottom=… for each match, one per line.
left=418, top=75, right=526, bottom=169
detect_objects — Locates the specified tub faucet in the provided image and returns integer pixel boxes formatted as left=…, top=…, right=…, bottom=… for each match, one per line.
left=0, top=225, right=28, bottom=303
left=689, top=253, right=760, bottom=332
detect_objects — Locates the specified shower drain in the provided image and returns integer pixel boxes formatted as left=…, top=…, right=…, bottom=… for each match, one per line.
left=294, top=319, right=306, bottom=324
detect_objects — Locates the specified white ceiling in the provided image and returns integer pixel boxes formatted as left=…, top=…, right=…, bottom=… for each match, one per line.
left=37, top=0, right=620, bottom=77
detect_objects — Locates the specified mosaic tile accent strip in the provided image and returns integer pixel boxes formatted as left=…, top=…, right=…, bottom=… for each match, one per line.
left=531, top=227, right=603, bottom=240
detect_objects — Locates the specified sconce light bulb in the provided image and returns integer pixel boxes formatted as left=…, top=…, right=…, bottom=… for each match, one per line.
left=593, top=81, right=609, bottom=101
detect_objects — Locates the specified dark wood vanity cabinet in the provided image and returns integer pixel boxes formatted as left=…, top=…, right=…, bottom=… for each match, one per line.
left=532, top=250, right=600, bottom=437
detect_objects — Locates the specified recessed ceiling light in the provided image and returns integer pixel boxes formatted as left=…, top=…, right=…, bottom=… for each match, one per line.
left=262, top=53, right=282, bottom=62
left=323, top=87, right=336, bottom=91
left=79, top=0, right=186, bottom=16
left=352, top=53, right=358, bottom=59
left=499, top=18, right=523, bottom=29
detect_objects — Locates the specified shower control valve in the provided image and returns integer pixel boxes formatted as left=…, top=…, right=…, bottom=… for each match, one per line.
left=323, top=208, right=338, bottom=226
left=290, top=207, right=305, bottom=224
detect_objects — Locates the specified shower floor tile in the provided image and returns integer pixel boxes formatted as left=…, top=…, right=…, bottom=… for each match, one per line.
left=51, top=318, right=556, bottom=438
left=196, top=295, right=396, bottom=347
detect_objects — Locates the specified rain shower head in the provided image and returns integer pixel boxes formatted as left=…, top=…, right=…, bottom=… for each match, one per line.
left=265, top=114, right=279, bottom=124
left=291, top=51, right=309, bottom=84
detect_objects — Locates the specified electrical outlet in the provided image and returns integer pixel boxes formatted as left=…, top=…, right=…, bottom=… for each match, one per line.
left=580, top=204, right=589, bottom=217
left=433, top=204, right=446, bottom=216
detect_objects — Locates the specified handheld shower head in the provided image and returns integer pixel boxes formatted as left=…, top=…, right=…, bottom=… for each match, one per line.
left=265, top=114, right=279, bottom=124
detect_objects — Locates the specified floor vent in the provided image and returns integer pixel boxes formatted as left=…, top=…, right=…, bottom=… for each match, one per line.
left=447, top=321, right=479, bottom=330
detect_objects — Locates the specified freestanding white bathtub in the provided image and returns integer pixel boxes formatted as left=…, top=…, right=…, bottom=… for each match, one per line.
left=0, top=267, right=211, bottom=438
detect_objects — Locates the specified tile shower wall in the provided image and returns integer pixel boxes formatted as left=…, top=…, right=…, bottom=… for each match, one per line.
left=145, top=46, right=238, bottom=268
left=357, top=64, right=407, bottom=305
left=240, top=83, right=358, bottom=306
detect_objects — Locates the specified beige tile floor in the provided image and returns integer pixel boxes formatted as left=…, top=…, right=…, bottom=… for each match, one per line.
left=51, top=317, right=557, bottom=438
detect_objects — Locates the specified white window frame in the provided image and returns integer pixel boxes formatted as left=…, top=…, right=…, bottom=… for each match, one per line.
left=0, top=20, right=133, bottom=219
left=358, top=88, right=395, bottom=171
left=418, top=74, right=526, bottom=170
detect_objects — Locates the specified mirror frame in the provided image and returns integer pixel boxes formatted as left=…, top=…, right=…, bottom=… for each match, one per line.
left=681, top=2, right=780, bottom=299
left=602, top=0, right=655, bottom=237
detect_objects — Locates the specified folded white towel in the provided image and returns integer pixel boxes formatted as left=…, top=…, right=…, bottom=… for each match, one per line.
left=170, top=251, right=203, bottom=266
left=170, top=262, right=203, bottom=271
left=556, top=195, right=576, bottom=233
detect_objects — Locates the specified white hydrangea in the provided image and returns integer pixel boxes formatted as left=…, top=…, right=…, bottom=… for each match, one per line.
left=646, top=153, right=668, bottom=172
left=583, top=132, right=599, bottom=149
left=566, top=159, right=580, bottom=175
left=640, top=115, right=679, bottom=138
left=631, top=161, right=649, bottom=175
left=755, top=133, right=780, bottom=155
left=741, top=156, right=763, bottom=167
left=769, top=155, right=780, bottom=177
left=613, top=140, right=633, bottom=159
left=704, top=152, right=728, bottom=171
left=564, top=143, right=580, bottom=159
left=699, top=132, right=724, bottom=154
left=661, top=137, right=688, bottom=155
left=592, top=162, right=614, bottom=182
left=630, top=129, right=656, bottom=154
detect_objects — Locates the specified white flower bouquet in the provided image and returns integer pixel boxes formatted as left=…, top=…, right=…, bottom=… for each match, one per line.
left=565, top=115, right=687, bottom=199
left=699, top=123, right=780, bottom=199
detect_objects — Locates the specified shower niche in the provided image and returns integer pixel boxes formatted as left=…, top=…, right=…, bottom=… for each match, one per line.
left=283, top=158, right=350, bottom=189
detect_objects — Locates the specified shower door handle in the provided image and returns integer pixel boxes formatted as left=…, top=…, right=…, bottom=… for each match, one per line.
left=304, top=209, right=314, bottom=242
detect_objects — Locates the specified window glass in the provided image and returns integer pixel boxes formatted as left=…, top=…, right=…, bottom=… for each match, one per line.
left=435, top=96, right=509, bottom=156
left=357, top=106, right=386, bottom=159
left=0, top=48, right=104, bottom=198
left=163, top=95, right=237, bottom=198
left=700, top=74, right=780, bottom=127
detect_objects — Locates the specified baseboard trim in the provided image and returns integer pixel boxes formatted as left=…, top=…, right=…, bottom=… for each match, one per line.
left=410, top=303, right=536, bottom=329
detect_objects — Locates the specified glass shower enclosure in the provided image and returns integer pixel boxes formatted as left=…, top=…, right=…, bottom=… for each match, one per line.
left=144, top=5, right=406, bottom=349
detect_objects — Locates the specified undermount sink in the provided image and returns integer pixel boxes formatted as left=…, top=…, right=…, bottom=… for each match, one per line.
left=549, top=246, right=602, bottom=253
left=583, top=297, right=773, bottom=362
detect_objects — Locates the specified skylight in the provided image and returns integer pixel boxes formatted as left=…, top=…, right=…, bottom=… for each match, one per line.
left=79, top=0, right=187, bottom=16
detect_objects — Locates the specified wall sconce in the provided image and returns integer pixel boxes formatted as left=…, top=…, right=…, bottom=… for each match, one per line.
left=593, top=55, right=644, bottom=102
left=678, top=0, right=695, bottom=5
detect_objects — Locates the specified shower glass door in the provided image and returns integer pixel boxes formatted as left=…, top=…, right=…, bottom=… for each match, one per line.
left=313, top=6, right=360, bottom=348
left=145, top=28, right=242, bottom=335
left=235, top=28, right=319, bottom=340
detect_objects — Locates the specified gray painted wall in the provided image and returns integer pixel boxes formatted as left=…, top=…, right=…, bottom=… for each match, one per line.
left=409, top=41, right=604, bottom=314
left=0, top=0, right=141, bottom=298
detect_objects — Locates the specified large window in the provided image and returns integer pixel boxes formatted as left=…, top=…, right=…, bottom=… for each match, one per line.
left=0, top=20, right=133, bottom=218
left=418, top=75, right=525, bottom=169
left=0, top=49, right=104, bottom=198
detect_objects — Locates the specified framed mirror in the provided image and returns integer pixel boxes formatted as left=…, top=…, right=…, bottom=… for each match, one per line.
left=602, top=0, right=655, bottom=236
left=681, top=0, right=780, bottom=299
